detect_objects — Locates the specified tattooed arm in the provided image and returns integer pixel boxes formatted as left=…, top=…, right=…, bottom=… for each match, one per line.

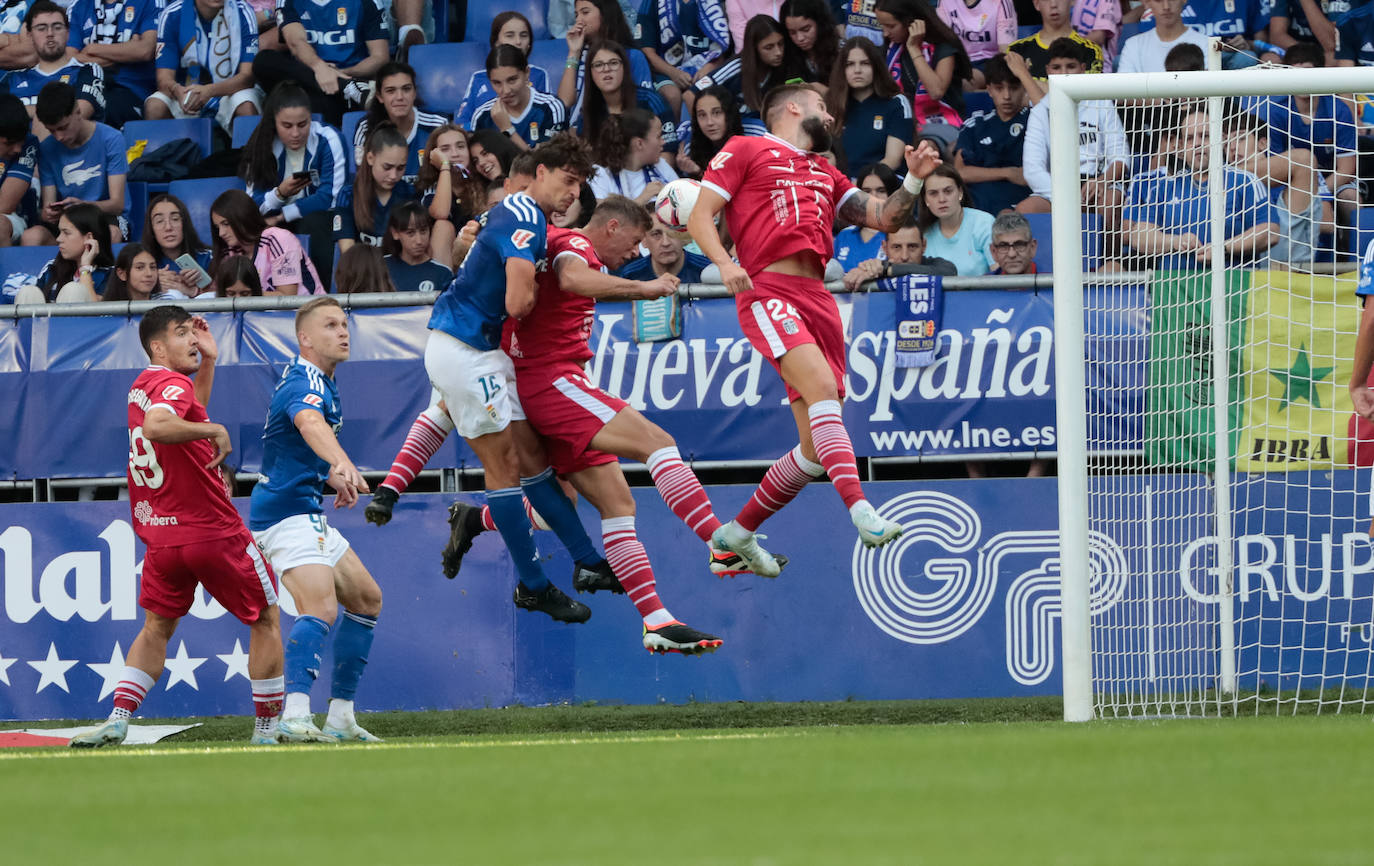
left=836, top=141, right=943, bottom=233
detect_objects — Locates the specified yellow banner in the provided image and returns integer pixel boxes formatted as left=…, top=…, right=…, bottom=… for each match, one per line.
left=1234, top=270, right=1360, bottom=471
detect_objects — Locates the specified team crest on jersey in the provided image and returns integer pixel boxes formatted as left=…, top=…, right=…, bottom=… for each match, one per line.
left=333, top=214, right=342, bottom=232
left=125, top=5, right=134, bottom=22
left=303, top=393, right=323, bottom=407
left=529, top=121, right=539, bottom=140
left=708, top=151, right=732, bottom=171
left=60, top=74, right=71, bottom=84
left=161, top=385, right=185, bottom=401
left=337, top=7, right=347, bottom=24
left=1011, top=123, right=1023, bottom=137
left=511, top=229, right=535, bottom=250
left=873, top=116, right=883, bottom=131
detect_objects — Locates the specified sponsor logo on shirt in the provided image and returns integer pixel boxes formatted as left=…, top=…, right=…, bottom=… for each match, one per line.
left=161, top=385, right=185, bottom=401
left=133, top=501, right=179, bottom=527
left=511, top=229, right=535, bottom=250
left=61, top=162, right=103, bottom=187
left=708, top=151, right=732, bottom=171
left=303, top=393, right=323, bottom=407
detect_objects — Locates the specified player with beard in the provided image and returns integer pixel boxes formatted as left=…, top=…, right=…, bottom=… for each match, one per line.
left=689, top=83, right=941, bottom=570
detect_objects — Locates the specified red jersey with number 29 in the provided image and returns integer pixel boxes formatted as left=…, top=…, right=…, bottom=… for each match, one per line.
left=508, top=227, right=605, bottom=369
left=700, top=133, right=859, bottom=277
left=127, top=366, right=243, bottom=547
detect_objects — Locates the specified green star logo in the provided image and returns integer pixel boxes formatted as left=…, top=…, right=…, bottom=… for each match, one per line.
left=1269, top=343, right=1334, bottom=410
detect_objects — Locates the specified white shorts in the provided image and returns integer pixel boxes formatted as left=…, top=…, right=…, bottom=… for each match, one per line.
left=147, top=88, right=261, bottom=133
left=424, top=329, right=525, bottom=439
left=252, top=513, right=350, bottom=572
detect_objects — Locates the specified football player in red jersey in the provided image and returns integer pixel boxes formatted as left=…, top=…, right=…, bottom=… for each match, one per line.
left=71, top=306, right=284, bottom=748
left=688, top=83, right=942, bottom=561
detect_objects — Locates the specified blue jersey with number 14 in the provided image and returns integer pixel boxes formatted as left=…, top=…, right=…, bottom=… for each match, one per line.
left=249, top=356, right=342, bottom=531
left=428, top=191, right=547, bottom=352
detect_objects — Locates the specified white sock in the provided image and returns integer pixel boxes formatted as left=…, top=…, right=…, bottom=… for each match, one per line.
left=849, top=500, right=875, bottom=520
left=326, top=698, right=355, bottom=729
left=720, top=519, right=752, bottom=545
left=254, top=716, right=277, bottom=736
left=110, top=707, right=132, bottom=722
left=644, top=609, right=675, bottom=628
left=283, top=692, right=311, bottom=719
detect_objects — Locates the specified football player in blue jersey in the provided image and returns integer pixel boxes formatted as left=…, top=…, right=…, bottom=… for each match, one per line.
left=425, top=133, right=610, bottom=625
left=249, top=296, right=383, bottom=743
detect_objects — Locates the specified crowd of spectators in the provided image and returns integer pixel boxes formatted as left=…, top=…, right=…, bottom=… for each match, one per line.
left=0, top=0, right=1370, bottom=305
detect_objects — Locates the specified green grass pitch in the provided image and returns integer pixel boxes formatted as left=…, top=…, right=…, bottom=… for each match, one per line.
left=3, top=701, right=1370, bottom=865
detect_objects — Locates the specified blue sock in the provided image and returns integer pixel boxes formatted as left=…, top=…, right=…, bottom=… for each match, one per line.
left=284, top=615, right=331, bottom=696
left=521, top=467, right=599, bottom=566
left=488, top=487, right=550, bottom=591
left=331, top=610, right=377, bottom=701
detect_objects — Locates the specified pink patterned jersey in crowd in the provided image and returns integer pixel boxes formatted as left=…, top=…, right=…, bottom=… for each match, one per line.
left=126, top=366, right=242, bottom=547
left=701, top=133, right=858, bottom=276
left=508, top=227, right=604, bottom=368
left=1071, top=0, right=1123, bottom=72
left=938, top=0, right=1018, bottom=63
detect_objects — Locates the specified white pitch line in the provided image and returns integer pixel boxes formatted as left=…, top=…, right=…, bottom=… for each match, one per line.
left=0, top=728, right=815, bottom=762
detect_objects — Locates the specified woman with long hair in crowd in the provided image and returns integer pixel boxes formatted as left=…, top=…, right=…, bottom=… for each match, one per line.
left=576, top=41, right=678, bottom=151
left=558, top=0, right=653, bottom=118
left=467, top=128, right=519, bottom=184
left=676, top=85, right=755, bottom=177
left=455, top=12, right=552, bottom=128
left=834, top=164, right=898, bottom=273
left=102, top=243, right=181, bottom=302
left=337, top=124, right=418, bottom=254
left=828, top=38, right=915, bottom=176
left=143, top=193, right=213, bottom=297
left=589, top=108, right=679, bottom=204
left=333, top=245, right=397, bottom=294
left=691, top=15, right=791, bottom=117
left=778, top=0, right=839, bottom=89
left=209, top=189, right=324, bottom=296
left=213, top=255, right=264, bottom=297
left=352, top=61, right=448, bottom=180
left=238, top=81, right=346, bottom=286
left=916, top=164, right=994, bottom=275
left=382, top=201, right=453, bottom=293
left=414, top=124, right=485, bottom=269
left=874, top=0, right=971, bottom=153
left=12, top=203, right=113, bottom=303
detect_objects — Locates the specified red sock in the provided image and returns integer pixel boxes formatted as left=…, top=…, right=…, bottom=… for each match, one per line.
left=645, top=446, right=721, bottom=542
left=252, top=676, right=285, bottom=719
left=603, top=517, right=666, bottom=620
left=808, top=401, right=864, bottom=508
left=480, top=505, right=497, bottom=532
left=737, top=446, right=825, bottom=532
left=481, top=497, right=545, bottom=532
left=381, top=408, right=451, bottom=494
left=112, top=666, right=155, bottom=714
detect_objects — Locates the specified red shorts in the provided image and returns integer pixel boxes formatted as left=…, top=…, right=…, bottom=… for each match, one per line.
left=140, top=527, right=278, bottom=625
left=736, top=272, right=847, bottom=401
left=517, top=362, right=623, bottom=475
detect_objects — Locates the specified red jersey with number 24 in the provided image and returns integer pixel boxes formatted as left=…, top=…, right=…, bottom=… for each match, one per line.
left=700, top=133, right=859, bottom=277
left=508, top=227, right=605, bottom=369
left=127, top=366, right=243, bottom=547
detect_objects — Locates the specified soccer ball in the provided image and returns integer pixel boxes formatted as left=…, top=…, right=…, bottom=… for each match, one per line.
left=654, top=179, right=703, bottom=235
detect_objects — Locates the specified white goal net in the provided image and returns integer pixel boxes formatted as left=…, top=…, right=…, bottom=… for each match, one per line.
left=1053, top=58, right=1374, bottom=720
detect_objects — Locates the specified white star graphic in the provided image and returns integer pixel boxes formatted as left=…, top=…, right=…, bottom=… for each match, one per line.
left=216, top=639, right=250, bottom=683
left=0, top=650, right=16, bottom=686
left=28, top=643, right=77, bottom=694
left=163, top=641, right=207, bottom=691
left=86, top=642, right=127, bottom=701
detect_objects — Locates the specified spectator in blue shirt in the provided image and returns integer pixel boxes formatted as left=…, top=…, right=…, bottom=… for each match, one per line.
left=238, top=81, right=346, bottom=286
left=352, top=62, right=446, bottom=182
left=842, top=216, right=958, bottom=289
left=954, top=54, right=1030, bottom=215
left=146, top=0, right=260, bottom=132
left=830, top=37, right=914, bottom=178
left=689, top=14, right=792, bottom=119
left=917, top=163, right=995, bottom=275
left=674, top=83, right=764, bottom=177
left=1122, top=104, right=1278, bottom=270
left=635, top=0, right=732, bottom=117
left=0, top=0, right=38, bottom=71
left=143, top=192, right=213, bottom=296
left=66, top=0, right=158, bottom=127
left=471, top=44, right=569, bottom=151
left=336, top=123, right=417, bottom=252
left=617, top=210, right=714, bottom=282
left=30, top=81, right=126, bottom=244
left=0, top=91, right=38, bottom=246
left=382, top=200, right=452, bottom=292
left=1267, top=0, right=1341, bottom=61
left=575, top=41, right=677, bottom=151
left=8, top=1, right=104, bottom=132
left=835, top=164, right=898, bottom=276
left=252, top=0, right=389, bottom=126
left=458, top=12, right=554, bottom=129
left=12, top=201, right=113, bottom=302
left=555, top=1, right=652, bottom=122
left=1335, top=3, right=1374, bottom=68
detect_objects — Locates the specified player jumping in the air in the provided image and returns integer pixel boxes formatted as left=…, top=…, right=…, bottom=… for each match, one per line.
left=72, top=307, right=284, bottom=747
left=249, top=297, right=384, bottom=743
left=425, top=134, right=623, bottom=624
left=500, top=194, right=732, bottom=653
left=688, top=84, right=943, bottom=563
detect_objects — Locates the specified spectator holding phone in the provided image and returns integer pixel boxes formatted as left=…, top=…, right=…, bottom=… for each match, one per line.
left=146, top=0, right=260, bottom=131
left=143, top=192, right=213, bottom=296
left=12, top=201, right=113, bottom=302
left=210, top=188, right=325, bottom=295
left=102, top=242, right=189, bottom=301
left=252, top=0, right=388, bottom=126
left=29, top=80, right=127, bottom=245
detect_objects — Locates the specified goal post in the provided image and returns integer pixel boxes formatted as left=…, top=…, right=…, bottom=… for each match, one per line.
left=1052, top=61, right=1374, bottom=721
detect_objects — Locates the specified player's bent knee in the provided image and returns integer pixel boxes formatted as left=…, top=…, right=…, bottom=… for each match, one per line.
left=142, top=611, right=179, bottom=641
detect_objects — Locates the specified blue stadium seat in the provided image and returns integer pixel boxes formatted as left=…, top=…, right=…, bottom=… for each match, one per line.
left=167, top=177, right=247, bottom=247
left=125, top=181, right=148, bottom=242
left=341, top=110, right=365, bottom=161
left=1022, top=212, right=1102, bottom=273
left=411, top=42, right=486, bottom=116
left=0, top=245, right=57, bottom=283
left=467, top=0, right=548, bottom=42
left=231, top=114, right=261, bottom=148
left=123, top=118, right=213, bottom=160
left=527, top=39, right=567, bottom=84
left=1016, top=24, right=1038, bottom=40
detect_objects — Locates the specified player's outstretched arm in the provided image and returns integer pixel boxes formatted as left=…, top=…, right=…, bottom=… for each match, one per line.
left=505, top=257, right=538, bottom=319
left=294, top=408, right=369, bottom=508
left=688, top=186, right=749, bottom=295
left=190, top=316, right=218, bottom=408
left=557, top=257, right=678, bottom=300
left=839, top=142, right=943, bottom=234
left=143, top=409, right=232, bottom=469
left=1351, top=300, right=1374, bottom=421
